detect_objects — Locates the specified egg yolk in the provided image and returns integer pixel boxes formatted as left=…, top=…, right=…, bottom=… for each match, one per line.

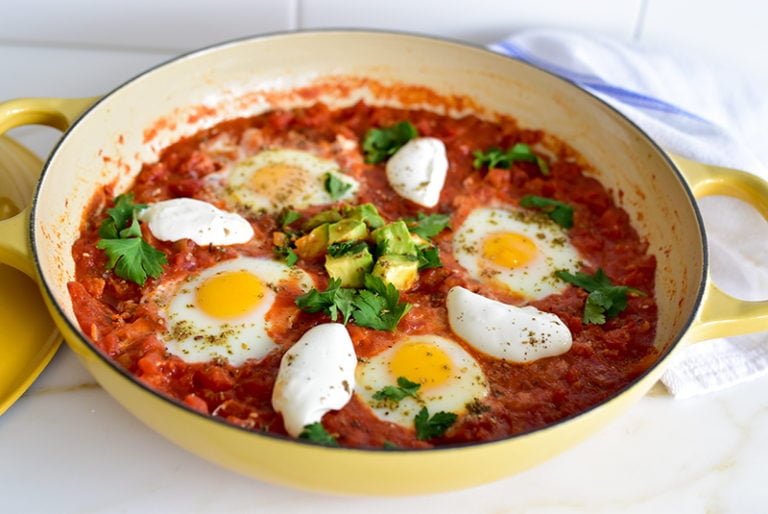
left=196, top=270, right=266, bottom=319
left=482, top=231, right=538, bottom=269
left=389, top=342, right=453, bottom=389
left=249, top=163, right=311, bottom=205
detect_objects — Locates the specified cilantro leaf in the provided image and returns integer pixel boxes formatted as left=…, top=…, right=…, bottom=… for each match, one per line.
left=555, top=269, right=646, bottom=325
left=299, top=422, right=339, bottom=446
left=275, top=245, right=299, bottom=266
left=416, top=245, right=442, bottom=270
left=280, top=209, right=302, bottom=227
left=327, top=240, right=369, bottom=258
left=295, top=278, right=356, bottom=324
left=414, top=407, right=457, bottom=440
left=96, top=237, right=166, bottom=286
left=97, top=193, right=166, bottom=286
left=405, top=212, right=451, bottom=240
left=352, top=274, right=412, bottom=331
left=362, top=121, right=419, bottom=164
left=98, top=193, right=146, bottom=239
left=472, top=143, right=549, bottom=175
left=372, top=376, right=421, bottom=402
left=519, top=195, right=574, bottom=229
left=324, top=173, right=353, bottom=201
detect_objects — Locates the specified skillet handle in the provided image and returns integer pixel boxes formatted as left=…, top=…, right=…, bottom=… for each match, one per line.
left=669, top=152, right=768, bottom=342
left=0, top=97, right=97, bottom=278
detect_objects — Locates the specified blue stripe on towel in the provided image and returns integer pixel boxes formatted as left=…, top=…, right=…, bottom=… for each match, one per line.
left=490, top=40, right=712, bottom=124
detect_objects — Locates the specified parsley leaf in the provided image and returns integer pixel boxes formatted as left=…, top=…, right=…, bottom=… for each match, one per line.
left=97, top=193, right=166, bottom=286
left=295, top=278, right=356, bottom=324
left=405, top=212, right=451, bottom=240
left=416, top=245, right=442, bottom=270
left=472, top=143, right=549, bottom=175
left=98, top=193, right=146, bottom=239
left=372, top=376, right=421, bottom=402
left=280, top=209, right=302, bottom=227
left=324, top=173, right=354, bottom=201
left=362, top=121, right=419, bottom=164
left=414, top=407, right=458, bottom=440
left=275, top=245, right=299, bottom=266
left=299, top=422, right=339, bottom=446
left=327, top=240, right=369, bottom=258
left=295, top=274, right=412, bottom=331
left=97, top=237, right=166, bottom=286
left=519, top=194, right=574, bottom=229
left=555, top=268, right=646, bottom=325
left=352, top=274, right=412, bottom=331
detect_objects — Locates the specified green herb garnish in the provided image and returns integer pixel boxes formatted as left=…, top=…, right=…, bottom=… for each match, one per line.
left=96, top=193, right=166, bottom=286
left=362, top=121, right=419, bottom=164
left=324, top=173, right=353, bottom=201
left=327, top=240, right=369, bottom=258
left=280, top=209, right=302, bottom=227
left=405, top=212, right=451, bottom=240
left=299, top=422, right=339, bottom=446
left=414, top=407, right=457, bottom=440
left=372, top=376, right=421, bottom=402
left=472, top=143, right=549, bottom=175
left=555, top=268, right=646, bottom=324
left=416, top=245, right=442, bottom=270
left=295, top=274, right=412, bottom=331
left=520, top=195, right=574, bottom=229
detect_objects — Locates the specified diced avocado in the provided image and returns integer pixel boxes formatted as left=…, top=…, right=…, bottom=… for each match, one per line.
left=372, top=254, right=419, bottom=291
left=328, top=219, right=368, bottom=244
left=343, top=203, right=385, bottom=229
left=325, top=247, right=374, bottom=288
left=372, top=220, right=417, bottom=256
left=294, top=223, right=329, bottom=260
left=304, top=208, right=342, bottom=231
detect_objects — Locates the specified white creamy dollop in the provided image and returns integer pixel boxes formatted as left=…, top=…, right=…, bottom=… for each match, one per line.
left=138, top=197, right=254, bottom=246
left=446, top=286, right=572, bottom=363
left=271, top=323, right=357, bottom=438
left=385, top=137, right=448, bottom=207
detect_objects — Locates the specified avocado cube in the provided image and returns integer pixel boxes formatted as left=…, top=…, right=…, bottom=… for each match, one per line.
left=304, top=208, right=342, bottom=230
left=343, top=203, right=385, bottom=229
left=372, top=220, right=417, bottom=256
left=325, top=247, right=374, bottom=288
left=372, top=254, right=419, bottom=291
left=294, top=223, right=329, bottom=260
left=328, top=219, right=369, bottom=244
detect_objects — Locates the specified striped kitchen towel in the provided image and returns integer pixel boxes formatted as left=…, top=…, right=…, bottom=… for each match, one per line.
left=489, top=29, right=768, bottom=398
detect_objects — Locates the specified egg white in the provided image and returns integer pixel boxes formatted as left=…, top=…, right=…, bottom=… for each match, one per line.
left=355, top=335, right=488, bottom=430
left=157, top=257, right=314, bottom=366
left=453, top=206, right=582, bottom=300
left=228, top=148, right=358, bottom=214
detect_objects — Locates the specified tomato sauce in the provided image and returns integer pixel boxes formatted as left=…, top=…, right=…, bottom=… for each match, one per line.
left=69, top=101, right=657, bottom=448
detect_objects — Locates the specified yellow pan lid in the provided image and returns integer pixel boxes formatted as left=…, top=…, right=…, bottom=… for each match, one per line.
left=0, top=135, right=61, bottom=415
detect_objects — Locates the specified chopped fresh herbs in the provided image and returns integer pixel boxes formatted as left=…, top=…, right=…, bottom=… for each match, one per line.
left=555, top=268, right=646, bottom=325
left=405, top=212, right=451, bottom=240
left=362, top=121, right=419, bottom=164
left=295, top=274, right=412, bottom=331
left=299, top=422, right=339, bottom=446
left=382, top=441, right=400, bottom=450
left=324, top=173, right=353, bottom=201
left=372, top=376, right=421, bottom=402
left=520, top=195, right=574, bottom=229
left=414, top=407, right=457, bottom=440
left=274, top=244, right=299, bottom=266
left=295, top=278, right=357, bottom=324
left=472, top=143, right=549, bottom=175
left=96, top=193, right=166, bottom=286
left=416, top=245, right=442, bottom=270
left=280, top=209, right=302, bottom=227
left=352, top=274, right=412, bottom=331
left=327, top=240, right=369, bottom=258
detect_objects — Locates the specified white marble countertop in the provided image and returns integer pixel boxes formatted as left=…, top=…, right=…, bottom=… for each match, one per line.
left=1, top=37, right=767, bottom=514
